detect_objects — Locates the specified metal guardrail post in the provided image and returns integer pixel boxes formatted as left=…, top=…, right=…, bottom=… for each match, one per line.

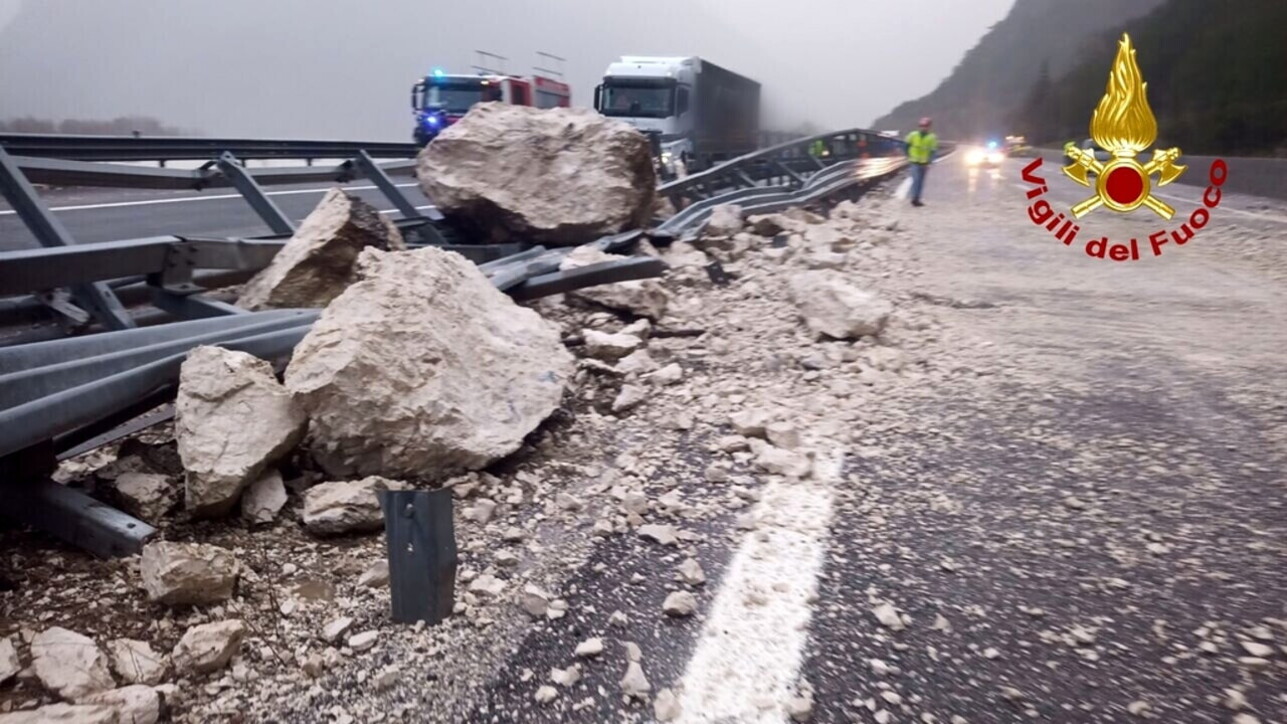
left=378, top=489, right=457, bottom=625
left=351, top=150, right=447, bottom=245
left=216, top=152, right=295, bottom=235
left=353, top=150, right=419, bottom=219
left=0, top=148, right=135, bottom=331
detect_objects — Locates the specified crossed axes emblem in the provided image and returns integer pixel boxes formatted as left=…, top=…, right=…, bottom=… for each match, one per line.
left=1063, top=147, right=1187, bottom=220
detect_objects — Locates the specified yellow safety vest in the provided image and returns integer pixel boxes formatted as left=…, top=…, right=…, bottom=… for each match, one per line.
left=905, top=130, right=938, bottom=164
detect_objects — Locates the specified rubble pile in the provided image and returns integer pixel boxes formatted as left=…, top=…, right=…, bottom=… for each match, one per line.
left=417, top=103, right=656, bottom=246
left=2, top=180, right=933, bottom=722
left=238, top=188, right=406, bottom=310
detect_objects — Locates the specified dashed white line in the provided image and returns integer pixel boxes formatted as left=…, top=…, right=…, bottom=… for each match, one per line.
left=674, top=448, right=842, bottom=723
left=0, top=183, right=421, bottom=216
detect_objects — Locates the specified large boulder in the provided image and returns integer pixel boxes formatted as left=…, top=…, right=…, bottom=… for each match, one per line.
left=285, top=247, right=574, bottom=479
left=237, top=188, right=405, bottom=310
left=30, top=627, right=114, bottom=701
left=175, top=347, right=307, bottom=517
left=301, top=477, right=404, bottom=535
left=786, top=271, right=893, bottom=340
left=558, top=246, right=670, bottom=320
left=139, top=541, right=239, bottom=606
left=417, top=104, right=655, bottom=246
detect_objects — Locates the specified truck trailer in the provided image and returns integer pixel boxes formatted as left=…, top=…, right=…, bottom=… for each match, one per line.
left=594, top=56, right=760, bottom=175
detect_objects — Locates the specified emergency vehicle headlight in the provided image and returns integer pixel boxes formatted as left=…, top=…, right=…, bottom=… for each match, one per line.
left=966, top=149, right=986, bottom=165
left=987, top=151, right=1005, bottom=165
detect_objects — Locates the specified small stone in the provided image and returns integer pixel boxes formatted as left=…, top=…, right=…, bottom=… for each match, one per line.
left=619, top=661, right=650, bottom=699
left=171, top=619, right=246, bottom=675
left=621, top=491, right=650, bottom=516
left=535, top=685, right=559, bottom=704
left=729, top=409, right=770, bottom=438
left=1127, top=700, right=1150, bottom=716
left=872, top=602, right=905, bottom=631
left=654, top=687, right=682, bottom=721
left=139, top=541, right=239, bottom=606
left=1240, top=641, right=1273, bottom=658
left=583, top=329, right=644, bottom=360
left=468, top=575, right=506, bottom=598
left=639, top=524, right=679, bottom=547
left=624, top=642, right=642, bottom=663
left=240, top=468, right=288, bottom=525
left=983, top=647, right=1000, bottom=659
left=609, top=611, right=629, bottom=627
left=107, top=639, right=166, bottom=686
left=1223, top=688, right=1248, bottom=711
left=1063, top=496, right=1086, bottom=510
left=869, top=658, right=891, bottom=676
left=80, top=685, right=162, bottom=724
left=322, top=617, right=354, bottom=644
left=464, top=498, right=498, bottom=525
left=663, top=591, right=698, bottom=617
left=501, top=526, right=526, bottom=543
left=648, top=364, right=684, bottom=386
left=613, top=384, right=649, bottom=413
left=114, top=472, right=178, bottom=523
left=550, top=664, right=582, bottom=687
left=31, top=627, right=114, bottom=700
left=678, top=559, right=706, bottom=586
left=1238, top=656, right=1271, bottom=672
left=786, top=692, right=815, bottom=722
left=765, top=421, right=801, bottom=450
left=347, top=631, right=379, bottom=653
left=494, top=550, right=520, bottom=568
left=881, top=691, right=902, bottom=706
left=357, top=560, right=390, bottom=588
left=519, top=584, right=552, bottom=618
left=575, top=638, right=604, bottom=658
left=0, top=636, right=20, bottom=685
left=555, top=493, right=583, bottom=513
left=1232, top=715, right=1262, bottom=724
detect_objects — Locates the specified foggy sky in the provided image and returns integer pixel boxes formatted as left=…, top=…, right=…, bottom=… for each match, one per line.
left=0, top=0, right=1013, bottom=140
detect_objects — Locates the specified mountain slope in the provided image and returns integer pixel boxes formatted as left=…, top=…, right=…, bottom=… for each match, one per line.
left=1016, top=0, right=1287, bottom=154
left=872, top=0, right=1165, bottom=138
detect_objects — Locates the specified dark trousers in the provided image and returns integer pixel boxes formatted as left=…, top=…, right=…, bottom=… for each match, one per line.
left=910, top=162, right=929, bottom=202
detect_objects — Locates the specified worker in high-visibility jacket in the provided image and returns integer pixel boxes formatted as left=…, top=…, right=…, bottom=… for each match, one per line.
left=904, top=117, right=939, bottom=207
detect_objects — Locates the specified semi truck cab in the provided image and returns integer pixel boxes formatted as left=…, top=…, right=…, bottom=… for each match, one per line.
left=594, top=56, right=758, bottom=175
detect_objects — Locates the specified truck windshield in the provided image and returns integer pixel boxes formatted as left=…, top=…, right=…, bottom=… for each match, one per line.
left=416, top=80, right=503, bottom=115
left=600, top=81, right=675, bottom=119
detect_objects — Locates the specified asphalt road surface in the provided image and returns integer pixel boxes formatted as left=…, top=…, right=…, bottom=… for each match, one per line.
left=0, top=176, right=434, bottom=250
left=468, top=158, right=1287, bottom=722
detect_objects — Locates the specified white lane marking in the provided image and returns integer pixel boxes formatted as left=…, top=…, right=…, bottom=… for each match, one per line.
left=377, top=205, right=436, bottom=215
left=674, top=449, right=841, bottom=723
left=894, top=176, right=912, bottom=200
left=0, top=183, right=421, bottom=216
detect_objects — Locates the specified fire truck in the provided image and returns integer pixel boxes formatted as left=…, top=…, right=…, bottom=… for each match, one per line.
left=412, top=70, right=572, bottom=145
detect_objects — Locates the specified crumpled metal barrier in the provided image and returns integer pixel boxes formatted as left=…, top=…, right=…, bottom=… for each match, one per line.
left=658, top=156, right=908, bottom=237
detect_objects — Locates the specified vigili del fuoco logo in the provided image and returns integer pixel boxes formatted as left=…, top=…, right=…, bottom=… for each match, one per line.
left=1021, top=34, right=1229, bottom=261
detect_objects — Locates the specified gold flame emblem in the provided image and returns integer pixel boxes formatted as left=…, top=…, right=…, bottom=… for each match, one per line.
left=1063, top=34, right=1186, bottom=218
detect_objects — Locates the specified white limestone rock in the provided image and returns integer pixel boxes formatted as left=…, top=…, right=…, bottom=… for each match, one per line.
left=175, top=346, right=306, bottom=517
left=285, top=247, right=573, bottom=479
left=139, top=541, right=239, bottom=606
left=238, top=187, right=405, bottom=310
